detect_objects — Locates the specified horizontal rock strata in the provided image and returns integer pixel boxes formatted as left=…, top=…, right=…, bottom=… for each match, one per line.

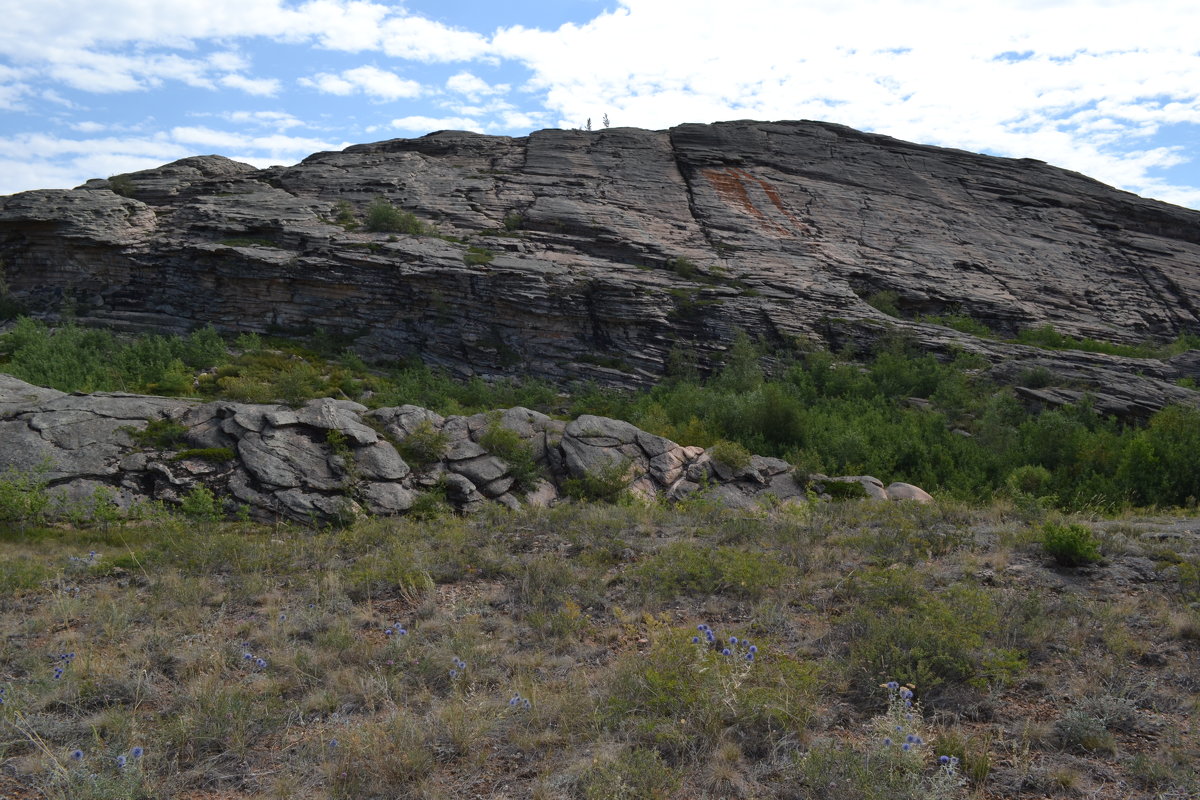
left=1, top=120, right=1198, bottom=416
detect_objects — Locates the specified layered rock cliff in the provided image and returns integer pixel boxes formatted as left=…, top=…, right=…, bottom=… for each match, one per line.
left=1, top=120, right=1199, bottom=415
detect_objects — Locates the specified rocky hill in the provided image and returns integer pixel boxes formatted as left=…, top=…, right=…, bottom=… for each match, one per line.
left=1, top=120, right=1199, bottom=417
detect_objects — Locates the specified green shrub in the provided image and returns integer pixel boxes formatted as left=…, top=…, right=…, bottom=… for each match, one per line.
left=463, top=246, right=494, bottom=266
left=179, top=485, right=221, bottom=522
left=172, top=448, right=236, bottom=463
left=575, top=747, right=679, bottom=800
left=0, top=464, right=53, bottom=524
left=562, top=458, right=632, bottom=503
left=843, top=573, right=1027, bottom=699
left=1040, top=522, right=1101, bottom=566
left=865, top=290, right=902, bottom=317
left=397, top=419, right=448, bottom=468
left=1005, top=464, right=1053, bottom=497
left=332, top=199, right=357, bottom=228
left=603, top=627, right=818, bottom=761
left=107, top=174, right=136, bottom=197
left=130, top=418, right=189, bottom=449
left=478, top=417, right=541, bottom=492
left=407, top=489, right=453, bottom=519
left=708, top=439, right=752, bottom=472
left=632, top=541, right=790, bottom=601
left=364, top=199, right=428, bottom=234
left=823, top=480, right=869, bottom=501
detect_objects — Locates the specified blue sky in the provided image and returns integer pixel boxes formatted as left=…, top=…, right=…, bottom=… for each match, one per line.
left=1, top=0, right=1198, bottom=209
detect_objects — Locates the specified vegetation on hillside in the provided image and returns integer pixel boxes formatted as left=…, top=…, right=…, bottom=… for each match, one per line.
left=1, top=317, right=1199, bottom=511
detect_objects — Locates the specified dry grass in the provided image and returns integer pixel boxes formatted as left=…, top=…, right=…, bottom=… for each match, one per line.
left=0, top=499, right=1198, bottom=798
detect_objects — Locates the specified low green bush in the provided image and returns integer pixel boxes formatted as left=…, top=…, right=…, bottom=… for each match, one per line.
left=1041, top=522, right=1101, bottom=566
left=364, top=199, right=428, bottom=234
left=130, top=419, right=189, bottom=449
left=0, top=464, right=53, bottom=524
left=179, top=485, right=221, bottom=522
left=397, top=420, right=448, bottom=468
left=842, top=570, right=1028, bottom=699
left=172, top=447, right=236, bottom=463
left=463, top=246, right=494, bottom=266
left=632, top=541, right=790, bottom=601
left=478, top=417, right=541, bottom=491
left=603, top=626, right=817, bottom=762
left=562, top=459, right=632, bottom=503
left=574, top=747, right=679, bottom=799
left=708, top=438, right=752, bottom=471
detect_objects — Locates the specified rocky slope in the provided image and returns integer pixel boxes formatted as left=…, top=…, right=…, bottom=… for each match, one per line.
left=0, top=374, right=931, bottom=523
left=1, top=120, right=1199, bottom=415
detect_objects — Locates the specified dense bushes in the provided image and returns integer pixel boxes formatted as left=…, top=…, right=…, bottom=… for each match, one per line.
left=0, top=318, right=225, bottom=394
left=571, top=337, right=1200, bottom=510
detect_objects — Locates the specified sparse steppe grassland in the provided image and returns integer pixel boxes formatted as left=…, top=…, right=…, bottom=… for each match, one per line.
left=1, top=497, right=1198, bottom=799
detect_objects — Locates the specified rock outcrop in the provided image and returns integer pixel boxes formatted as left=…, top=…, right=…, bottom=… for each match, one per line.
left=1, top=120, right=1199, bottom=415
left=0, top=375, right=927, bottom=522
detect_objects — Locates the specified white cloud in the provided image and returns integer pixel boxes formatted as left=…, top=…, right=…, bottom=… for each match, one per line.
left=489, top=0, right=1200, bottom=207
left=377, top=15, right=490, bottom=61
left=446, top=71, right=508, bottom=100
left=390, top=116, right=484, bottom=134
left=0, top=126, right=351, bottom=195
left=216, top=110, right=306, bottom=130
left=219, top=74, right=282, bottom=96
left=300, top=65, right=422, bottom=101
left=70, top=121, right=108, bottom=133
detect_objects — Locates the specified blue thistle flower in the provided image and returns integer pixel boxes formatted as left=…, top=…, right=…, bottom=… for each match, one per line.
left=449, top=669, right=458, bottom=679
left=721, top=648, right=731, bottom=656
left=278, top=613, right=286, bottom=621
left=939, top=755, right=951, bottom=765
left=883, top=737, right=892, bottom=746
left=243, top=652, right=253, bottom=660
left=748, top=645, right=758, bottom=653
left=130, top=747, right=144, bottom=759
left=328, top=739, right=338, bottom=748
left=729, top=636, right=738, bottom=645
left=697, top=624, right=708, bottom=631
left=70, top=749, right=84, bottom=761
left=255, top=658, right=267, bottom=669
left=522, top=699, right=531, bottom=709
left=116, top=755, right=127, bottom=768
left=397, top=628, right=407, bottom=635
left=902, top=743, right=911, bottom=751
left=385, top=628, right=394, bottom=635
left=509, top=696, right=520, bottom=706
left=905, top=734, right=917, bottom=743
left=745, top=652, right=754, bottom=661
left=886, top=681, right=899, bottom=690
left=691, top=636, right=700, bottom=643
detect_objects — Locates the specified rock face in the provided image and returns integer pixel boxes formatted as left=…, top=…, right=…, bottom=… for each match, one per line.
left=1, top=120, right=1199, bottom=414
left=0, top=374, right=924, bottom=522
